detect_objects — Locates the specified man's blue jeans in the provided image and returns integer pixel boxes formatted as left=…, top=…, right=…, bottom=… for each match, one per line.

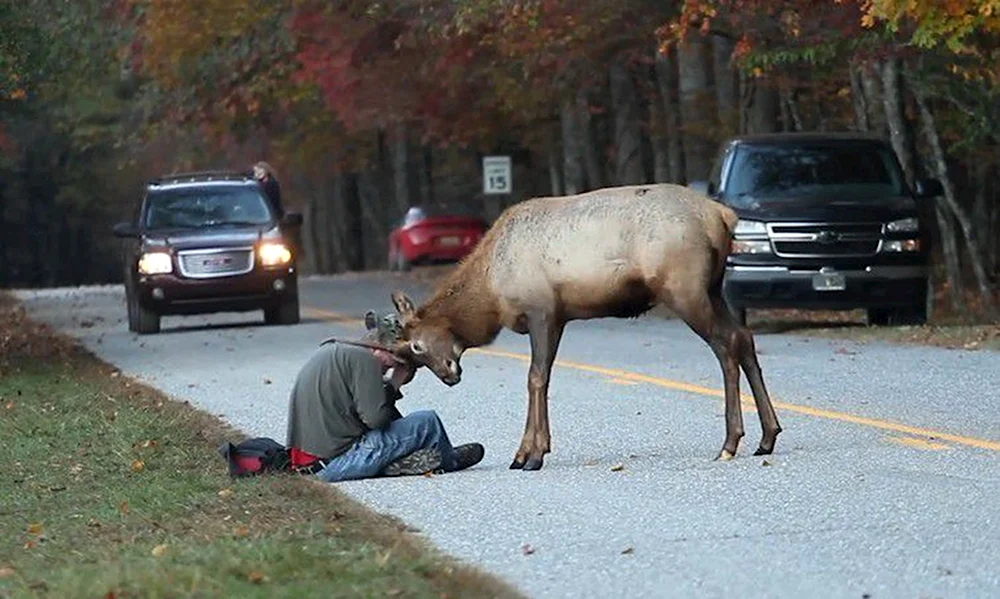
left=316, top=410, right=458, bottom=483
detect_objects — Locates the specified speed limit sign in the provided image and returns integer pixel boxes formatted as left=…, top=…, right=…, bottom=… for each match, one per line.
left=483, top=155, right=512, bottom=195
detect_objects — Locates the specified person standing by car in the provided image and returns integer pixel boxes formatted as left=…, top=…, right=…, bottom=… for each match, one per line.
left=251, top=161, right=284, bottom=217
left=285, top=310, right=485, bottom=482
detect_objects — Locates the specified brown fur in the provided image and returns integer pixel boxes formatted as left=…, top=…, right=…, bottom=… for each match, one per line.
left=391, top=183, right=781, bottom=470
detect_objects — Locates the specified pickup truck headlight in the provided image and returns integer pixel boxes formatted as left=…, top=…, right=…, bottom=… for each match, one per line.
left=259, top=243, right=292, bottom=266
left=731, top=239, right=772, bottom=254
left=883, top=239, right=921, bottom=252
left=886, top=217, right=919, bottom=233
left=733, top=219, right=767, bottom=236
left=137, top=252, right=173, bottom=275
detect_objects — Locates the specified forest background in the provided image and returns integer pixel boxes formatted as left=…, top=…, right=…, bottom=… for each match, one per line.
left=1, top=0, right=997, bottom=321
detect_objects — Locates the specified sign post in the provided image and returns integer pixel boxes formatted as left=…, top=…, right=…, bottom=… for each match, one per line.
left=482, top=155, right=511, bottom=221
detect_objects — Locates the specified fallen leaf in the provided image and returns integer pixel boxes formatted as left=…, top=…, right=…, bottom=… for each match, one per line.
left=119, top=501, right=130, bottom=515
left=218, top=488, right=235, bottom=499
left=610, top=464, right=625, bottom=472
left=0, top=566, right=16, bottom=578
left=263, top=378, right=272, bottom=385
left=521, top=543, right=535, bottom=555
left=833, top=347, right=857, bottom=355
left=131, top=459, right=145, bottom=473
left=4, top=401, right=13, bottom=410
left=386, top=589, right=404, bottom=597
left=151, top=544, right=168, bottom=557
left=762, top=460, right=772, bottom=467
left=621, top=547, right=634, bottom=555
left=27, top=522, right=43, bottom=535
left=23, top=540, right=38, bottom=550
left=234, top=525, right=250, bottom=538
left=247, top=571, right=268, bottom=584
left=140, top=439, right=158, bottom=449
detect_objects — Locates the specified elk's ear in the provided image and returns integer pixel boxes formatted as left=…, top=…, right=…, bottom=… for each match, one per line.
left=364, top=310, right=377, bottom=330
left=391, top=291, right=416, bottom=319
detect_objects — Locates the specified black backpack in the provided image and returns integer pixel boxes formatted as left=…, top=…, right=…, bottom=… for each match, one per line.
left=218, top=437, right=291, bottom=478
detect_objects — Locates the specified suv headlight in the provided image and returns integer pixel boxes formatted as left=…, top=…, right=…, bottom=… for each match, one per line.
left=259, top=243, right=292, bottom=266
left=138, top=252, right=172, bottom=275
left=886, top=217, right=919, bottom=233
left=733, top=219, right=767, bottom=237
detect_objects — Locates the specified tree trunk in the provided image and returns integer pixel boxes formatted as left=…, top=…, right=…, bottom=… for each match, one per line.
left=301, top=192, right=320, bottom=274
left=860, top=62, right=887, bottom=135
left=419, top=147, right=434, bottom=206
left=881, top=58, right=916, bottom=186
left=547, top=124, right=564, bottom=196
left=712, top=35, right=738, bottom=136
left=576, top=86, right=604, bottom=190
left=935, top=202, right=967, bottom=313
left=677, top=35, right=716, bottom=182
left=560, top=95, right=586, bottom=194
left=849, top=59, right=871, bottom=131
left=392, top=122, right=412, bottom=215
left=339, top=172, right=364, bottom=271
left=741, top=72, right=779, bottom=134
left=654, top=46, right=685, bottom=183
left=914, top=88, right=997, bottom=317
left=609, top=60, right=645, bottom=185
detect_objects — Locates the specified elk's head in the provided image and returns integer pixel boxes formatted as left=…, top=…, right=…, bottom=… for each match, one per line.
left=391, top=291, right=465, bottom=386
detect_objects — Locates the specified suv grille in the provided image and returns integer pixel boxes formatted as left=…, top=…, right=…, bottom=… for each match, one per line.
left=767, top=223, right=882, bottom=257
left=177, top=247, right=255, bottom=278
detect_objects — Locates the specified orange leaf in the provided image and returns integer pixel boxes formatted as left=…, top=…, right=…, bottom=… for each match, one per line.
left=248, top=571, right=268, bottom=584
left=131, top=459, right=145, bottom=473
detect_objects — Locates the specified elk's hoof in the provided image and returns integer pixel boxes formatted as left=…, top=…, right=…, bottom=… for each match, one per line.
left=714, top=449, right=735, bottom=462
left=509, top=458, right=525, bottom=470
left=753, top=445, right=774, bottom=456
left=523, top=456, right=544, bottom=471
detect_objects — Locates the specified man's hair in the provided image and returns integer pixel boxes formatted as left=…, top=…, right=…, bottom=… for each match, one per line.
left=361, top=310, right=404, bottom=347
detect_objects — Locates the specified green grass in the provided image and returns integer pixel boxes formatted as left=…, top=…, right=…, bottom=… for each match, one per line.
left=0, top=297, right=521, bottom=599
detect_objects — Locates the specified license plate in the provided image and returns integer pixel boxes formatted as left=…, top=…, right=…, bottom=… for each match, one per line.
left=812, top=272, right=846, bottom=291
left=438, top=236, right=460, bottom=247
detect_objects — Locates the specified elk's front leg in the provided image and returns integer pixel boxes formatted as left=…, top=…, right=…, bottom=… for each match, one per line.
left=510, top=311, right=565, bottom=471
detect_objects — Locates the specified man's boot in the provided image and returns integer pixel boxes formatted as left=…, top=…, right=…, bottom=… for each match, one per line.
left=449, top=443, right=485, bottom=472
left=382, top=447, right=443, bottom=477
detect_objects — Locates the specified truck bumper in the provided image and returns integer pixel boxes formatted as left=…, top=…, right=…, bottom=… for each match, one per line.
left=723, top=265, right=927, bottom=310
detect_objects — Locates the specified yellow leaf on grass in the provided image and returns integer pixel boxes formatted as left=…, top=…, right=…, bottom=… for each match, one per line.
left=131, top=460, right=145, bottom=473
left=217, top=488, right=235, bottom=499
left=27, top=523, right=43, bottom=535
left=151, top=544, right=168, bottom=557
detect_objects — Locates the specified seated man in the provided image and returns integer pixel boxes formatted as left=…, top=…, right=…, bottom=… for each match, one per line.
left=285, top=310, right=484, bottom=482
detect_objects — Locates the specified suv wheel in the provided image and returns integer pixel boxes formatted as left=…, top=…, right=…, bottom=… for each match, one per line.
left=265, top=295, right=300, bottom=326
left=128, top=291, right=161, bottom=334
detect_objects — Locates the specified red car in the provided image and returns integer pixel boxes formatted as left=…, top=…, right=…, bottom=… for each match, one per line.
left=387, top=207, right=488, bottom=271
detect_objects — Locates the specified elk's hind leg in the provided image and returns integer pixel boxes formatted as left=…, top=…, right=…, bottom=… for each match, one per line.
left=710, top=294, right=782, bottom=455
left=510, top=310, right=566, bottom=471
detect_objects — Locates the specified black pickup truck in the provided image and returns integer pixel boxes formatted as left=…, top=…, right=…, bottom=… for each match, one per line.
left=690, top=132, right=942, bottom=326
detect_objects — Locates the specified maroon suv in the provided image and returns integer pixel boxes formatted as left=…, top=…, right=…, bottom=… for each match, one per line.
left=112, top=170, right=303, bottom=334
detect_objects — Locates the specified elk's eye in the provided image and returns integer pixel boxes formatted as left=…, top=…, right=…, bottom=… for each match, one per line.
left=410, top=340, right=427, bottom=355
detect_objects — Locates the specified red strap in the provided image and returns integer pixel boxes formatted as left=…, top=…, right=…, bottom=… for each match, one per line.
left=290, top=447, right=321, bottom=468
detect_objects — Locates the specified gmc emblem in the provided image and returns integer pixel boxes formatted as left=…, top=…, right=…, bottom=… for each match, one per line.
left=815, top=230, right=839, bottom=244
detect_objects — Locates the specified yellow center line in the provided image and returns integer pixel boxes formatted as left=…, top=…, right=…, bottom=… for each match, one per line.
left=303, top=306, right=1000, bottom=453
left=886, top=436, right=952, bottom=451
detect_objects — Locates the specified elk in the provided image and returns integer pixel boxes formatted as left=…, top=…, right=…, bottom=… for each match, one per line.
left=389, top=183, right=782, bottom=471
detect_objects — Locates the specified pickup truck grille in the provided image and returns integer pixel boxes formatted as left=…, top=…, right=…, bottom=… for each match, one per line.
left=767, top=223, right=882, bottom=258
left=177, top=247, right=255, bottom=278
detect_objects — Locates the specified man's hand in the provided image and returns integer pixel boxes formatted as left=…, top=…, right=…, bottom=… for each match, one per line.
left=388, top=360, right=417, bottom=389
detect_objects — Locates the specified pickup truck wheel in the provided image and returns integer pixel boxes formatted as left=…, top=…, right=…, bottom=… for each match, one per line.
left=265, top=295, right=300, bottom=326
left=868, top=305, right=927, bottom=327
left=128, top=293, right=160, bottom=334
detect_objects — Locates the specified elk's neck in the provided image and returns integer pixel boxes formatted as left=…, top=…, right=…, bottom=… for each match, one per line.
left=423, top=263, right=502, bottom=348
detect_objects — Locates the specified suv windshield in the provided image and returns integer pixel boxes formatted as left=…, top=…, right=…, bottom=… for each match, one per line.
left=144, top=186, right=273, bottom=229
left=726, top=143, right=906, bottom=199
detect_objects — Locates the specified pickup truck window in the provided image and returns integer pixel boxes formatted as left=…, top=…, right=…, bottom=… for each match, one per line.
left=725, top=143, right=906, bottom=199
left=144, top=187, right=274, bottom=230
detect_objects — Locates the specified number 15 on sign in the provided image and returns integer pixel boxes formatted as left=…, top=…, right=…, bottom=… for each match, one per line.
left=483, top=156, right=511, bottom=195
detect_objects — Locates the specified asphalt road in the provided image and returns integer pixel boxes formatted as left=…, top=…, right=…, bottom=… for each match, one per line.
left=14, top=273, right=1000, bottom=599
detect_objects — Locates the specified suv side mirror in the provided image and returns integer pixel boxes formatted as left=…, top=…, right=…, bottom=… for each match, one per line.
left=914, top=178, right=943, bottom=199
left=281, top=212, right=304, bottom=227
left=113, top=222, right=139, bottom=238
